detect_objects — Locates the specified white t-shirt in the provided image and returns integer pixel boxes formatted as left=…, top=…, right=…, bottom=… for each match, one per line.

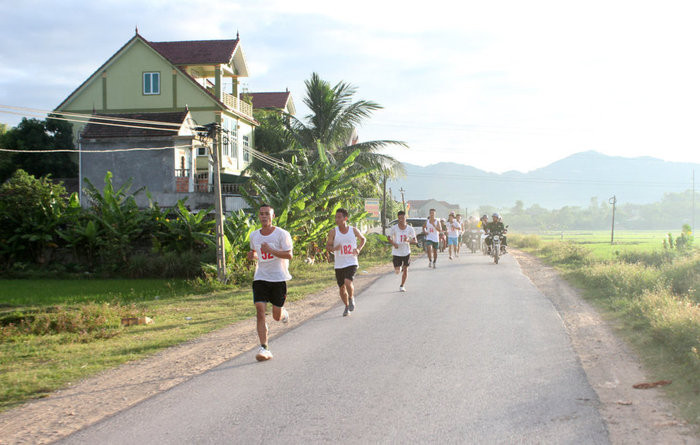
left=390, top=224, right=416, bottom=257
left=333, top=226, right=359, bottom=269
left=249, top=227, right=293, bottom=282
left=447, top=220, right=461, bottom=238
left=424, top=218, right=440, bottom=242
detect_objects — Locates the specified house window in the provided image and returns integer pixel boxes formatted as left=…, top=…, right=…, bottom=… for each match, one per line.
left=242, top=135, right=249, bottom=162
left=197, top=146, right=206, bottom=156
left=230, top=121, right=238, bottom=158
left=143, top=72, right=160, bottom=95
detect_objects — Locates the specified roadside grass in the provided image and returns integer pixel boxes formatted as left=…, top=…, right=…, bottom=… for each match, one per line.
left=0, top=255, right=389, bottom=412
left=510, top=232, right=700, bottom=428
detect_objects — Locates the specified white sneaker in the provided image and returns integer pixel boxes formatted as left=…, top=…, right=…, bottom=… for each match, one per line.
left=343, top=306, right=350, bottom=317
left=399, top=285, right=406, bottom=292
left=449, top=255, right=453, bottom=260
left=255, top=346, right=273, bottom=361
left=280, top=308, right=289, bottom=323
left=433, top=262, right=437, bottom=269
left=348, top=298, right=355, bottom=312
left=428, top=262, right=433, bottom=268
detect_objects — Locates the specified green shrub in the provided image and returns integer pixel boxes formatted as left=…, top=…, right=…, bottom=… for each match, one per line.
left=362, top=233, right=391, bottom=259
left=627, top=288, right=700, bottom=369
left=617, top=250, right=676, bottom=267
left=541, top=241, right=592, bottom=265
left=575, top=261, right=663, bottom=298
left=509, top=233, right=541, bottom=249
left=664, top=253, right=700, bottom=303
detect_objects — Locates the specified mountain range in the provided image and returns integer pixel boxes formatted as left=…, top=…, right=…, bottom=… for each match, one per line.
left=388, top=151, right=699, bottom=210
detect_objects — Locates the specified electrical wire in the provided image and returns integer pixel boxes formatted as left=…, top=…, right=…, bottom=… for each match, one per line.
left=0, top=104, right=186, bottom=128
left=0, top=144, right=194, bottom=153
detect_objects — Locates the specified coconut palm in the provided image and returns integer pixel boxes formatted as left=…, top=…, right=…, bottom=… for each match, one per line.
left=287, top=72, right=407, bottom=176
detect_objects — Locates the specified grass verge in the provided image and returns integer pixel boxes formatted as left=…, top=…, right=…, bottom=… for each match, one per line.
left=0, top=254, right=389, bottom=412
left=510, top=233, right=700, bottom=428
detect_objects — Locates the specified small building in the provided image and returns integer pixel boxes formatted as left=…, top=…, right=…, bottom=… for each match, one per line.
left=407, top=199, right=460, bottom=218
left=79, top=110, right=247, bottom=211
left=246, top=91, right=296, bottom=115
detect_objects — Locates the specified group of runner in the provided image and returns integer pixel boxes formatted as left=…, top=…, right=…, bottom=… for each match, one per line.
left=246, top=203, right=503, bottom=361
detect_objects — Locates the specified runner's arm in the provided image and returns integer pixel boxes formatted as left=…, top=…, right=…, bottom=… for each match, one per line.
left=353, top=227, right=367, bottom=254
left=326, top=228, right=338, bottom=252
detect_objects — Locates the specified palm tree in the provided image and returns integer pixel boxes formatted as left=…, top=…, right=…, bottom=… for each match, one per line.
left=287, top=72, right=407, bottom=176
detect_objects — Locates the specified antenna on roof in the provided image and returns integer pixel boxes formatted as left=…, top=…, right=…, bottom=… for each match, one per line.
left=135, top=25, right=139, bottom=35
left=236, top=30, right=240, bottom=40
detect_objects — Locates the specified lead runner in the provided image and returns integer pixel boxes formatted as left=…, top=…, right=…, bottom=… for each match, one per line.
left=247, top=203, right=293, bottom=361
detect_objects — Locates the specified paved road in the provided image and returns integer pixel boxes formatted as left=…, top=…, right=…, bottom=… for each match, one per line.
left=60, top=251, right=609, bottom=444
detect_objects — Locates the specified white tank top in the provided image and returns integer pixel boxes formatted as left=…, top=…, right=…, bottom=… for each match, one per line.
left=333, top=226, right=359, bottom=269
left=424, top=218, right=440, bottom=242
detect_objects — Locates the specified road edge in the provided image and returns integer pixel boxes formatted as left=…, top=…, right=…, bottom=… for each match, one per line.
left=512, top=249, right=698, bottom=444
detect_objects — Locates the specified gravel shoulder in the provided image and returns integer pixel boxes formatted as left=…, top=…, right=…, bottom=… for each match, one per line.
left=512, top=249, right=698, bottom=444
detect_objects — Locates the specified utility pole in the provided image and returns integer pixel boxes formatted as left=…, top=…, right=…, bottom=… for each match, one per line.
left=381, top=173, right=387, bottom=236
left=202, top=123, right=227, bottom=282
left=609, top=195, right=617, bottom=245
left=399, top=187, right=406, bottom=212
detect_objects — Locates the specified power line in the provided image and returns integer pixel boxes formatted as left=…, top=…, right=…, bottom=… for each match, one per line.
left=0, top=104, right=185, bottom=128
left=0, top=144, right=193, bottom=153
left=0, top=110, right=182, bottom=133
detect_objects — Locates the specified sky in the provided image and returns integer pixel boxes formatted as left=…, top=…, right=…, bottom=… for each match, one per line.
left=1, top=0, right=699, bottom=173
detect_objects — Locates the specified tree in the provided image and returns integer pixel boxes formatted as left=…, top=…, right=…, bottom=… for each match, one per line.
left=286, top=72, right=407, bottom=175
left=0, top=117, right=77, bottom=182
left=0, top=169, right=71, bottom=264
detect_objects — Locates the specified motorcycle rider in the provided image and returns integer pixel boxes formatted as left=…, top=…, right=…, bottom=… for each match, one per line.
left=485, top=213, right=508, bottom=254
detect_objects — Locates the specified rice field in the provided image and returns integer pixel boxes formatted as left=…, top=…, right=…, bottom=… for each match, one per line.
left=534, top=230, right=673, bottom=259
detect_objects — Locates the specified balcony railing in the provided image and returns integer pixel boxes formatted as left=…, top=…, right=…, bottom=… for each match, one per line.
left=222, top=92, right=254, bottom=117
left=194, top=173, right=244, bottom=195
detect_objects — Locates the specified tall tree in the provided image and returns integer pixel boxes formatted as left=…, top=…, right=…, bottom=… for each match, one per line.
left=0, top=117, right=77, bottom=182
left=286, top=72, right=407, bottom=175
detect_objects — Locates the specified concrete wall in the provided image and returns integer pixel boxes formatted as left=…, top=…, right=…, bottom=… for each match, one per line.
left=80, top=136, right=248, bottom=212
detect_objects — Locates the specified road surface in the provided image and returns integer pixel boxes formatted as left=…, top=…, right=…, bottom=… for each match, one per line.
left=59, top=251, right=609, bottom=444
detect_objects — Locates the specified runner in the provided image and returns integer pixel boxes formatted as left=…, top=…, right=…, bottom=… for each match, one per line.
left=247, top=204, right=293, bottom=362
left=388, top=210, right=417, bottom=292
left=446, top=212, right=461, bottom=260
left=456, top=213, right=464, bottom=256
left=423, top=208, right=442, bottom=268
left=326, top=208, right=366, bottom=316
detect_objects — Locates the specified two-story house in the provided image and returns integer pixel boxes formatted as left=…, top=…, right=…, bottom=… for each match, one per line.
left=54, top=30, right=258, bottom=210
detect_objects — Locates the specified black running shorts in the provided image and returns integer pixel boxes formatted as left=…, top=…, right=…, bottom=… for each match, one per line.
left=392, top=254, right=410, bottom=268
left=252, top=280, right=287, bottom=307
left=334, top=265, right=358, bottom=287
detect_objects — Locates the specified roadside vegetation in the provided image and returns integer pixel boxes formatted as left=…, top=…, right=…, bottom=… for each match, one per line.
left=510, top=229, right=699, bottom=426
left=0, top=72, right=404, bottom=411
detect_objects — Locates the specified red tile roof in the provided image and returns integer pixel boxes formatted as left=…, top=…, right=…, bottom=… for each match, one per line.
left=149, top=39, right=239, bottom=65
left=81, top=111, right=189, bottom=139
left=247, top=92, right=291, bottom=110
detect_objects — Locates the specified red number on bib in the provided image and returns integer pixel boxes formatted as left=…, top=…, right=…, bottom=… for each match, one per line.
left=342, top=245, right=353, bottom=254
left=261, top=252, right=274, bottom=260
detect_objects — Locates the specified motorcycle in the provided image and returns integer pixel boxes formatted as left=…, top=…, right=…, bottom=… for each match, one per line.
left=491, top=235, right=502, bottom=264
left=467, top=229, right=480, bottom=253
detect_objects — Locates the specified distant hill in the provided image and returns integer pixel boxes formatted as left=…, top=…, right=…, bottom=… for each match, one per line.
left=389, top=151, right=699, bottom=210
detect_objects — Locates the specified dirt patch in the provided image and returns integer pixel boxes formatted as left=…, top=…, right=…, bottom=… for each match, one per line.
left=512, top=249, right=699, bottom=444
left=0, top=263, right=393, bottom=445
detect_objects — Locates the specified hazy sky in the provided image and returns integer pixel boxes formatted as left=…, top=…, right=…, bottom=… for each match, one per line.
left=1, top=0, right=699, bottom=173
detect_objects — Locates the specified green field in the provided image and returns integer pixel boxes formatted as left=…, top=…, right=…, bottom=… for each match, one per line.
left=534, top=230, right=672, bottom=259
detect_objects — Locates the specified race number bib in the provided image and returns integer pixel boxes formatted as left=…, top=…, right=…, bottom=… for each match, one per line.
left=340, top=244, right=353, bottom=255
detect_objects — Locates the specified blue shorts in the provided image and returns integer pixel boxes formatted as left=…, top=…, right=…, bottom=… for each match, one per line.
left=448, top=237, right=459, bottom=246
